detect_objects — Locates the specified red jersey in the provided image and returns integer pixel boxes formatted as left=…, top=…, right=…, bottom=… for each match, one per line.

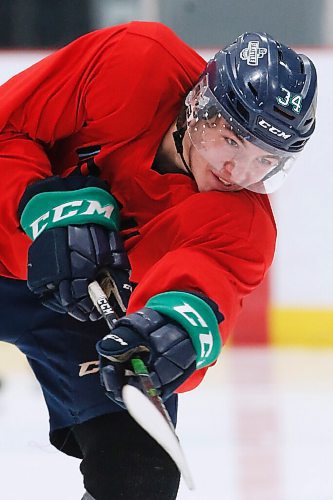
left=0, top=22, right=276, bottom=391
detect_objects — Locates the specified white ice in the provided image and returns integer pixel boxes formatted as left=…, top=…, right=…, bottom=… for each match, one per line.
left=1, top=346, right=333, bottom=500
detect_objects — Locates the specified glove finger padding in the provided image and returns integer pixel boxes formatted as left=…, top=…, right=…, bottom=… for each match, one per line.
left=96, top=308, right=197, bottom=404
left=27, top=224, right=131, bottom=322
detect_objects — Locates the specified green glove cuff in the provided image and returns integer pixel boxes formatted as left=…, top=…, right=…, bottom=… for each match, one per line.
left=20, top=187, right=120, bottom=240
left=146, top=291, right=222, bottom=369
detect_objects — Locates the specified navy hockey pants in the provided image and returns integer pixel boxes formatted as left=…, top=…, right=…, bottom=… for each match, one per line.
left=0, top=276, right=178, bottom=458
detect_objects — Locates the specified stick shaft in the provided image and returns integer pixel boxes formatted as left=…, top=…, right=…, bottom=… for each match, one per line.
left=88, top=281, right=118, bottom=329
left=89, top=281, right=176, bottom=427
left=88, top=280, right=195, bottom=490
left=130, top=358, right=177, bottom=430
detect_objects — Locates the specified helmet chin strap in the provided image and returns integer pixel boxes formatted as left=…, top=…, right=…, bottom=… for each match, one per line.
left=172, top=125, right=194, bottom=179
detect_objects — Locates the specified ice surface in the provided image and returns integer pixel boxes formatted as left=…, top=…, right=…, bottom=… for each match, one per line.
left=1, top=346, right=333, bottom=500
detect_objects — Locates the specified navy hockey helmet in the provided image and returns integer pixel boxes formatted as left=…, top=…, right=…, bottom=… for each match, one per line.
left=185, top=32, right=317, bottom=193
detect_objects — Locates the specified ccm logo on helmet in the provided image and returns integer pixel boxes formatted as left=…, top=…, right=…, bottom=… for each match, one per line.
left=258, top=118, right=291, bottom=140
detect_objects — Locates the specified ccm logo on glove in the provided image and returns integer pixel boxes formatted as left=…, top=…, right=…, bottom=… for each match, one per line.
left=18, top=173, right=132, bottom=322
left=96, top=291, right=224, bottom=405
left=21, top=188, right=118, bottom=240
left=103, top=333, right=129, bottom=347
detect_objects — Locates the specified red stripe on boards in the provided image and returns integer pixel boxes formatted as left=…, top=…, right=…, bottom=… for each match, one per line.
left=231, top=273, right=270, bottom=345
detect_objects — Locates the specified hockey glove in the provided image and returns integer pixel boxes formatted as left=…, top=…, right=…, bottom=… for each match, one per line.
left=96, top=291, right=223, bottom=405
left=18, top=171, right=131, bottom=321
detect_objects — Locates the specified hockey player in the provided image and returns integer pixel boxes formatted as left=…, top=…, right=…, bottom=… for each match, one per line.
left=0, top=22, right=317, bottom=499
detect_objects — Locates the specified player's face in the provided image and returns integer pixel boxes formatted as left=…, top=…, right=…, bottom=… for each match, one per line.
left=184, top=118, right=281, bottom=193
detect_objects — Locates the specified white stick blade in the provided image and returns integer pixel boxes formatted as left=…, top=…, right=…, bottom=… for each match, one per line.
left=122, top=384, right=195, bottom=490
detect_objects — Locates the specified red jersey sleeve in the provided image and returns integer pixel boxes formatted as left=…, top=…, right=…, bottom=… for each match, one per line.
left=126, top=190, right=277, bottom=391
left=0, top=25, right=127, bottom=278
left=0, top=22, right=205, bottom=279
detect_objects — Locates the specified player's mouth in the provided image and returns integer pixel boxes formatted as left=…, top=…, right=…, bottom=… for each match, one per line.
left=218, top=177, right=233, bottom=187
left=211, top=170, right=238, bottom=189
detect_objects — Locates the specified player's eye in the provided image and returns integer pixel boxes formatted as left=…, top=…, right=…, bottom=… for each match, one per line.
left=225, top=137, right=239, bottom=148
left=257, top=156, right=279, bottom=167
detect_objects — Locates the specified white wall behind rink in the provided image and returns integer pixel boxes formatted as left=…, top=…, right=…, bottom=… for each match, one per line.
left=0, top=48, right=331, bottom=309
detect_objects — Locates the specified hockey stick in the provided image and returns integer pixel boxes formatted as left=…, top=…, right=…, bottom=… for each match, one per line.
left=88, top=280, right=195, bottom=490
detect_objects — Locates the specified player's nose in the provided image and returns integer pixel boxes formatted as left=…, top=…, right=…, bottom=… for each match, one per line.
left=220, top=160, right=236, bottom=181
